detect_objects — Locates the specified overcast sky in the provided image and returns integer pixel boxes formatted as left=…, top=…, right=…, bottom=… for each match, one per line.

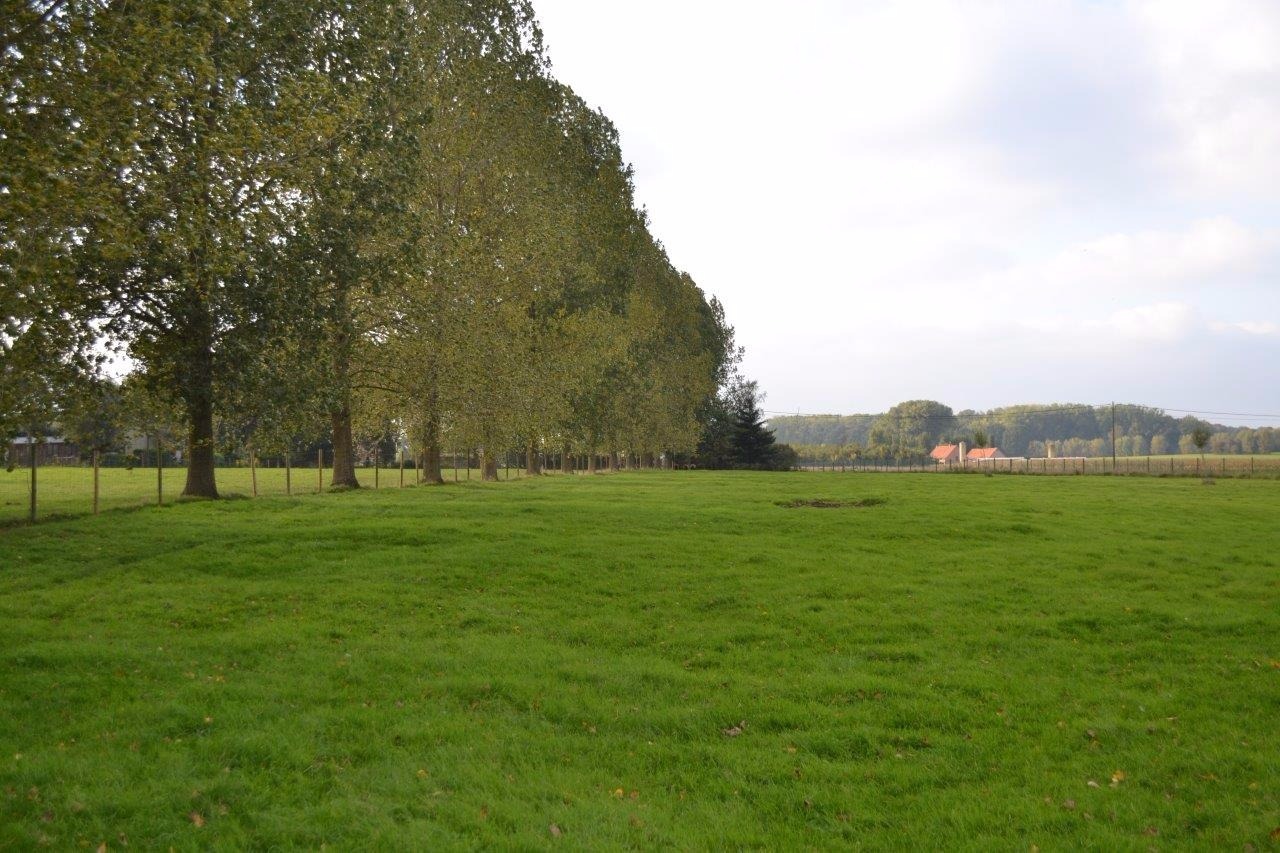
left=533, top=0, right=1280, bottom=424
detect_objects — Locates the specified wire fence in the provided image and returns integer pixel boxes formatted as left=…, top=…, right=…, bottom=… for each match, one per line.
left=7, top=448, right=1278, bottom=526
left=0, top=448, right=579, bottom=526
left=797, top=455, right=1280, bottom=477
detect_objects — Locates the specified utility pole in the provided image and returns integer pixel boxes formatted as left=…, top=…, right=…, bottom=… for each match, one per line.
left=1111, top=402, right=1117, bottom=470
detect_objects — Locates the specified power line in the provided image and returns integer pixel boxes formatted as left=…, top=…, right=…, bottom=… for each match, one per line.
left=762, top=404, right=1101, bottom=420
left=763, top=403, right=1280, bottom=422
left=1150, top=406, right=1280, bottom=421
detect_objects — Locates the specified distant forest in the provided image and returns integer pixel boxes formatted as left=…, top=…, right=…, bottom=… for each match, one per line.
left=768, top=401, right=1279, bottom=460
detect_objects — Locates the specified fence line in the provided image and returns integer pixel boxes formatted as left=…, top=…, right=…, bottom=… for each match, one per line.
left=1, top=447, right=632, bottom=526
left=6, top=449, right=1277, bottom=526
left=797, top=455, right=1280, bottom=477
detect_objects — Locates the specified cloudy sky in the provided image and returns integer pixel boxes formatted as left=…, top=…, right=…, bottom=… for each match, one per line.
left=533, top=0, right=1280, bottom=423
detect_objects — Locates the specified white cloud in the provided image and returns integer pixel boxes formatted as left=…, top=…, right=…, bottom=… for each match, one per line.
left=991, top=218, right=1277, bottom=298
left=1212, top=320, right=1280, bottom=337
left=1101, top=302, right=1197, bottom=342
left=1135, top=0, right=1280, bottom=195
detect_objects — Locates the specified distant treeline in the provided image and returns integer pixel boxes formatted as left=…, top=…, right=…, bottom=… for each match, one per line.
left=769, top=401, right=1279, bottom=460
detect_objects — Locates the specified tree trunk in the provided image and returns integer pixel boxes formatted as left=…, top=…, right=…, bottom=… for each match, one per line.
left=561, top=444, right=572, bottom=474
left=587, top=454, right=598, bottom=474
left=482, top=450, right=499, bottom=481
left=182, top=346, right=218, bottom=499
left=329, top=406, right=360, bottom=488
left=422, top=415, right=444, bottom=485
left=608, top=451, right=618, bottom=472
left=525, top=440, right=540, bottom=476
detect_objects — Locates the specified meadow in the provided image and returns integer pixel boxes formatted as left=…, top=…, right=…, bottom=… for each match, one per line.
left=0, top=472, right=1276, bottom=849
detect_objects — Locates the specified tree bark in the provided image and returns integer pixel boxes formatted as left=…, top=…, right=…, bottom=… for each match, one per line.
left=587, top=453, right=598, bottom=474
left=422, top=414, right=444, bottom=485
left=525, top=440, right=540, bottom=476
left=482, top=450, right=499, bottom=481
left=329, top=406, right=360, bottom=488
left=561, top=444, right=572, bottom=474
left=182, top=342, right=219, bottom=499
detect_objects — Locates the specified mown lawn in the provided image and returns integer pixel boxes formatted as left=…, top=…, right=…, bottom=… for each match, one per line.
left=0, top=472, right=1276, bottom=849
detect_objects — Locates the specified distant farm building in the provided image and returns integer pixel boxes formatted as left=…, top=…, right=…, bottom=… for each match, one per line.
left=930, top=444, right=961, bottom=463
left=929, top=442, right=1009, bottom=464
left=7, top=436, right=79, bottom=465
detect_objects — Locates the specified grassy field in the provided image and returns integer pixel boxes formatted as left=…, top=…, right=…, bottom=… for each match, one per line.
left=0, top=472, right=1276, bottom=848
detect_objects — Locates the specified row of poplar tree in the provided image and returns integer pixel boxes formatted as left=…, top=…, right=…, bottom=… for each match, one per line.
left=1, top=1, right=740, bottom=497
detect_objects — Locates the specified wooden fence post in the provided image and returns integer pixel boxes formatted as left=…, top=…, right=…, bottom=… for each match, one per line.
left=318, top=448, right=323, bottom=493
left=156, top=436, right=163, bottom=506
left=28, top=436, right=37, bottom=524
left=251, top=447, right=258, bottom=497
left=285, top=451, right=292, bottom=496
left=92, top=449, right=100, bottom=515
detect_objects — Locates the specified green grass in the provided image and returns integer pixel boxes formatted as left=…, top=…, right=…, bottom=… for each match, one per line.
left=0, top=472, right=1276, bottom=848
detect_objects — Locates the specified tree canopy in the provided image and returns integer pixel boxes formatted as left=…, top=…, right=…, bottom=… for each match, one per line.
left=771, top=403, right=1275, bottom=459
left=1, top=0, right=738, bottom=491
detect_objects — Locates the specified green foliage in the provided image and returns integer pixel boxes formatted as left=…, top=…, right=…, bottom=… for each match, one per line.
left=4, top=1, right=733, bottom=493
left=867, top=400, right=955, bottom=458
left=0, top=473, right=1276, bottom=846
left=695, top=378, right=793, bottom=470
left=774, top=403, right=1273, bottom=458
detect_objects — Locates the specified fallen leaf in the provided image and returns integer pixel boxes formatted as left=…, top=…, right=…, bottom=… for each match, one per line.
left=1062, top=799, right=1076, bottom=810
left=96, top=844, right=106, bottom=853
left=1087, top=781, right=1099, bottom=789
left=722, top=721, right=746, bottom=738
left=612, top=788, right=624, bottom=799
left=1111, top=770, right=1127, bottom=787
left=189, top=812, right=204, bottom=828
left=548, top=823, right=562, bottom=838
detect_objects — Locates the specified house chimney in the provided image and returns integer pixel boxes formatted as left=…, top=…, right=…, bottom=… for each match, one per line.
left=958, top=440, right=967, bottom=462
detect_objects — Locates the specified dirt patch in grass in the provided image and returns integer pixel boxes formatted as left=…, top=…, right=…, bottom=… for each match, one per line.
left=777, top=497, right=888, bottom=509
